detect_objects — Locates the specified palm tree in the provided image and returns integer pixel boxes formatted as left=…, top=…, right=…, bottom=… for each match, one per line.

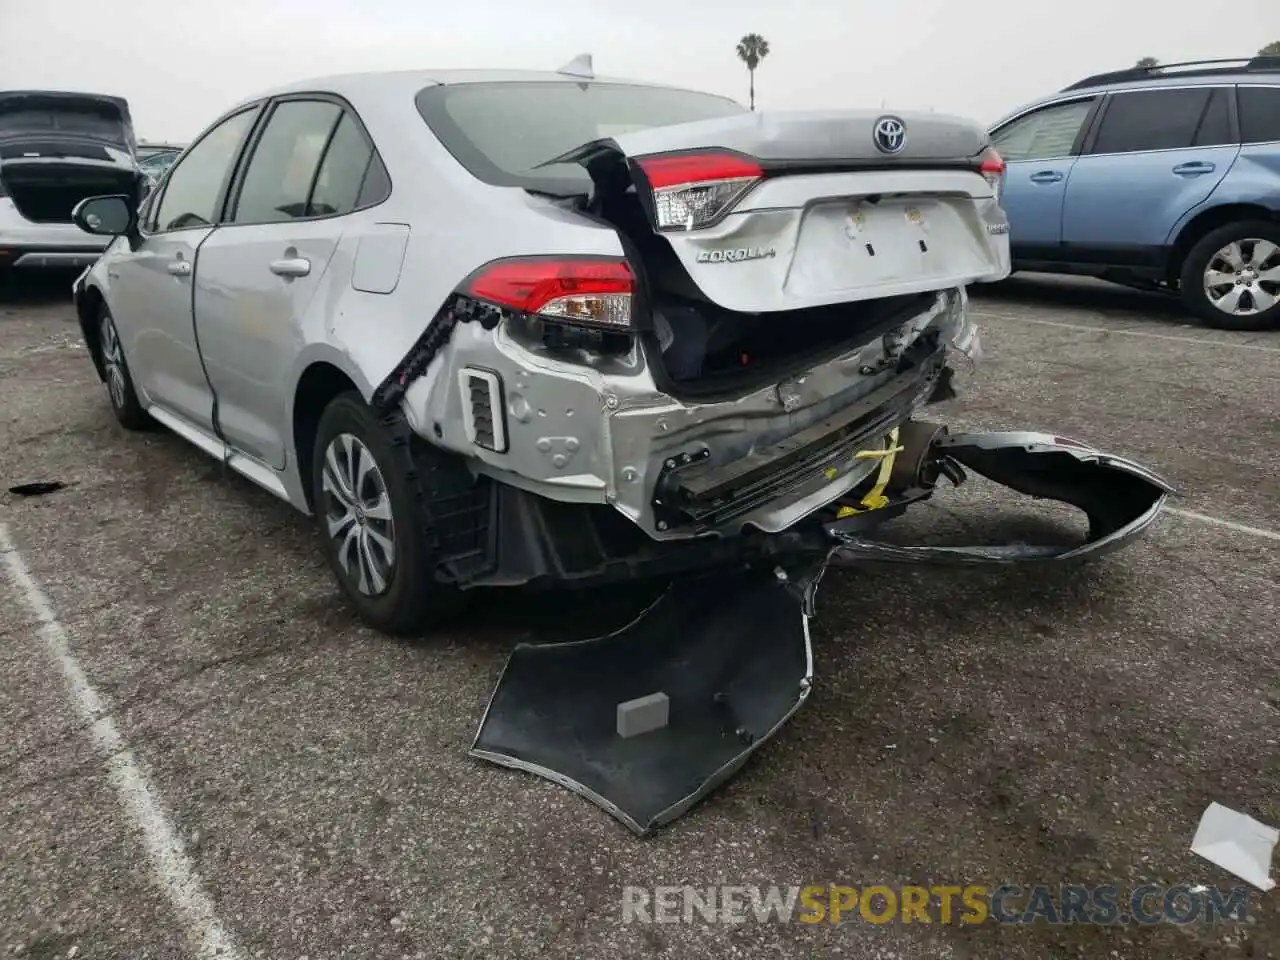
left=1135, top=56, right=1159, bottom=68
left=736, top=34, right=770, bottom=111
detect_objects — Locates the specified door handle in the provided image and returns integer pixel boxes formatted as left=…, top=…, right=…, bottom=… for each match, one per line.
left=1029, top=170, right=1064, bottom=184
left=269, top=257, right=311, bottom=278
left=1172, top=161, right=1215, bottom=176
left=166, top=259, right=191, bottom=277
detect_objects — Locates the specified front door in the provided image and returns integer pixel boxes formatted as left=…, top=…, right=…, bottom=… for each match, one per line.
left=990, top=96, right=1099, bottom=253
left=107, top=106, right=260, bottom=429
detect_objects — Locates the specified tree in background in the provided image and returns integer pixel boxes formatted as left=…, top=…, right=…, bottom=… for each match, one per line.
left=1259, top=41, right=1280, bottom=56
left=736, top=34, right=770, bottom=111
left=1135, top=57, right=1159, bottom=68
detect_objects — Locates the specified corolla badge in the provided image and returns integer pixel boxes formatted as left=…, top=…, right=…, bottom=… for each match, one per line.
left=873, top=116, right=907, bottom=155
left=696, top=247, right=777, bottom=264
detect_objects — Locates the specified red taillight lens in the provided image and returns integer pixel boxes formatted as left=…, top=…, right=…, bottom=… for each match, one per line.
left=978, top=146, right=1005, bottom=200
left=466, top=257, right=635, bottom=329
left=635, top=151, right=763, bottom=232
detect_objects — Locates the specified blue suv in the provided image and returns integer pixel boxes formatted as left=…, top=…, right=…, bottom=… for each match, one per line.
left=989, top=57, right=1280, bottom=330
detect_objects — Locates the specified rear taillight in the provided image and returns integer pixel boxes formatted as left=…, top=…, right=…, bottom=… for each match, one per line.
left=978, top=147, right=1005, bottom=201
left=635, top=152, right=763, bottom=232
left=465, top=257, right=634, bottom=329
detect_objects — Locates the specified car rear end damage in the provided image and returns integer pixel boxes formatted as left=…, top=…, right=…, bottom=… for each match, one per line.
left=379, top=86, right=1173, bottom=833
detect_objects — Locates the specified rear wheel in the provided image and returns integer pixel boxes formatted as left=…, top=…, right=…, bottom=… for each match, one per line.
left=1180, top=221, right=1280, bottom=330
left=311, top=392, right=463, bottom=635
left=98, top=304, right=153, bottom=430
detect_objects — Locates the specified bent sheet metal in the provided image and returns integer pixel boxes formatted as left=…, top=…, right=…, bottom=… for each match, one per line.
left=472, top=429, right=1173, bottom=835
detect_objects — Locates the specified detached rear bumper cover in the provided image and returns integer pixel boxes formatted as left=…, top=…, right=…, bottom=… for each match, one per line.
left=472, top=429, right=1171, bottom=835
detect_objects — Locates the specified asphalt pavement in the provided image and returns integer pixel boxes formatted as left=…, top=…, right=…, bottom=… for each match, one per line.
left=0, top=273, right=1276, bottom=959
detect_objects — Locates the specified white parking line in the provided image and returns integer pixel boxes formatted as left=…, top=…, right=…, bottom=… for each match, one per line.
left=1165, top=507, right=1280, bottom=543
left=970, top=310, right=1280, bottom=354
left=0, top=524, right=244, bottom=960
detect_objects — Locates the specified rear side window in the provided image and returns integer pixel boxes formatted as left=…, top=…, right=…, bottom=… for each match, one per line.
left=990, top=99, right=1094, bottom=162
left=308, top=112, right=378, bottom=216
left=1089, top=88, right=1213, bottom=154
left=1238, top=86, right=1280, bottom=144
left=232, top=100, right=341, bottom=224
left=1192, top=88, right=1233, bottom=147
left=416, top=81, right=747, bottom=195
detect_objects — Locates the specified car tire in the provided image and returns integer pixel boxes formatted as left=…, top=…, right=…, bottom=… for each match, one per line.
left=1180, top=221, right=1280, bottom=331
left=311, top=391, right=465, bottom=636
left=98, top=303, right=154, bottom=430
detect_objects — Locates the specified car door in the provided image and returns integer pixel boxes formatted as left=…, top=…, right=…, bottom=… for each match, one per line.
left=1060, top=86, right=1241, bottom=260
left=192, top=98, right=379, bottom=468
left=990, top=97, right=1099, bottom=253
left=106, top=106, right=260, bottom=429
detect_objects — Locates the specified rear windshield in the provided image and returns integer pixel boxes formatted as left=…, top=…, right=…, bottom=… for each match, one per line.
left=416, top=81, right=747, bottom=195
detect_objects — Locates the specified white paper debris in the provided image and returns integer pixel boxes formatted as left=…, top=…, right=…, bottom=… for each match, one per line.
left=1190, top=802, right=1278, bottom=892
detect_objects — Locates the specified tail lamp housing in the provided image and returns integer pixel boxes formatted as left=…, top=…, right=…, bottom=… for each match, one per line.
left=634, top=152, right=764, bottom=232
left=977, top=147, right=1006, bottom=202
left=465, top=257, right=635, bottom=330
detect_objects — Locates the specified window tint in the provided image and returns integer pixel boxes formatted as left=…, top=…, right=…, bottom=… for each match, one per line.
left=232, top=100, right=341, bottom=224
left=1090, top=88, right=1211, bottom=154
left=1192, top=88, right=1233, bottom=147
left=356, top=153, right=391, bottom=208
left=308, top=112, right=375, bottom=216
left=1239, top=86, right=1280, bottom=144
left=154, top=108, right=257, bottom=232
left=991, top=99, right=1094, bottom=162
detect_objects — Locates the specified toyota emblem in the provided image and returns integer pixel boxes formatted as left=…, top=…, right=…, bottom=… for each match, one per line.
left=873, top=116, right=907, bottom=155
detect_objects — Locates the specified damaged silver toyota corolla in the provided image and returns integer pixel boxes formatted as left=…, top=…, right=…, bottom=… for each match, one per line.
left=70, top=59, right=1172, bottom=834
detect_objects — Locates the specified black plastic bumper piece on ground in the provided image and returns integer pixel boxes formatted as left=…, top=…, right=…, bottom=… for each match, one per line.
left=470, top=567, right=813, bottom=836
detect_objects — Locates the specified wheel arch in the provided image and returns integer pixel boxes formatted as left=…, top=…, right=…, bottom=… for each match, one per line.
left=75, top=282, right=108, bottom=381
left=290, top=351, right=374, bottom=512
left=1166, top=203, right=1278, bottom=284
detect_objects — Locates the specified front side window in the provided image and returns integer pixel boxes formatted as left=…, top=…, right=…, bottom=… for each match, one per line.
left=153, top=108, right=258, bottom=232
left=1088, top=88, right=1215, bottom=155
left=990, top=99, right=1094, bottom=163
left=231, top=100, right=342, bottom=224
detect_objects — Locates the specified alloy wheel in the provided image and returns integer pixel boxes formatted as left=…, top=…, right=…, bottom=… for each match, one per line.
left=99, top=313, right=128, bottom=410
left=1203, top=239, right=1279, bottom=317
left=321, top=433, right=397, bottom=596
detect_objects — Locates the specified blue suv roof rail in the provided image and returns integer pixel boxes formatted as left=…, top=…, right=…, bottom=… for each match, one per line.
left=1061, top=56, right=1280, bottom=92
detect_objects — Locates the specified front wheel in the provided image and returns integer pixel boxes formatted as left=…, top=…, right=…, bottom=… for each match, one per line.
left=1179, top=221, right=1280, bottom=331
left=98, top=304, right=153, bottom=430
left=311, top=392, right=464, bottom=635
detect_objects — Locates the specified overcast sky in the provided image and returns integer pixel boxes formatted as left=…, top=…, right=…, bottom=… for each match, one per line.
left=2, top=0, right=1276, bottom=142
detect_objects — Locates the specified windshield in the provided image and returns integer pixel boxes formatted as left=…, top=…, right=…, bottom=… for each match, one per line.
left=416, top=81, right=747, bottom=195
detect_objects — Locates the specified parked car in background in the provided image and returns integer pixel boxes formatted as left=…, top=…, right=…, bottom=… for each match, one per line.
left=136, top=141, right=185, bottom=160
left=990, top=56, right=1280, bottom=330
left=138, top=148, right=181, bottom=185
left=0, top=90, right=143, bottom=284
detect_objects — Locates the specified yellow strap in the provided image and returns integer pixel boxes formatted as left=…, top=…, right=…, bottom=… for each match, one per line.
left=835, top=427, right=902, bottom=517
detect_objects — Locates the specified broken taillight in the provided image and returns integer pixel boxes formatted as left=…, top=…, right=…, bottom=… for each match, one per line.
left=465, top=257, right=635, bottom=329
left=634, top=152, right=763, bottom=232
left=978, top=147, right=1006, bottom=202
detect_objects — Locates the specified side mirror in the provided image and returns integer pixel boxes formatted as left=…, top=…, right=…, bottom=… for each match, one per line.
left=72, top=195, right=136, bottom=237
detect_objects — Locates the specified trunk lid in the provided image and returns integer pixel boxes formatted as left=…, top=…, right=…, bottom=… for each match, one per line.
left=0, top=90, right=139, bottom=223
left=550, top=109, right=1011, bottom=314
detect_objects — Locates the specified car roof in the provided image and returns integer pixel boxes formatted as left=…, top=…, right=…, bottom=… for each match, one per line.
left=234, top=68, right=728, bottom=112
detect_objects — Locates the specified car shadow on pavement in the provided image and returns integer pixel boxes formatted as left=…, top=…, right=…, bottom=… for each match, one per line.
left=970, top=273, right=1191, bottom=324
left=0, top=271, right=82, bottom=311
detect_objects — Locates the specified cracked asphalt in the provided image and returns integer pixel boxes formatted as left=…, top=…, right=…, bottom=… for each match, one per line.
left=0, top=272, right=1276, bottom=959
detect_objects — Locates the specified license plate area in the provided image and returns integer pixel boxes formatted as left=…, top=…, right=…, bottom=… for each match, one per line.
left=786, top=196, right=991, bottom=295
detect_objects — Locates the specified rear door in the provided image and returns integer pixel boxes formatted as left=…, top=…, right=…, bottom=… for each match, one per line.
left=989, top=97, right=1098, bottom=252
left=1060, top=86, right=1240, bottom=261
left=106, top=105, right=260, bottom=428
left=193, top=97, right=383, bottom=468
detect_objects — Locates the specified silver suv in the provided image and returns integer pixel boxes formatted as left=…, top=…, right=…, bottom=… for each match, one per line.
left=70, top=66, right=1170, bottom=638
